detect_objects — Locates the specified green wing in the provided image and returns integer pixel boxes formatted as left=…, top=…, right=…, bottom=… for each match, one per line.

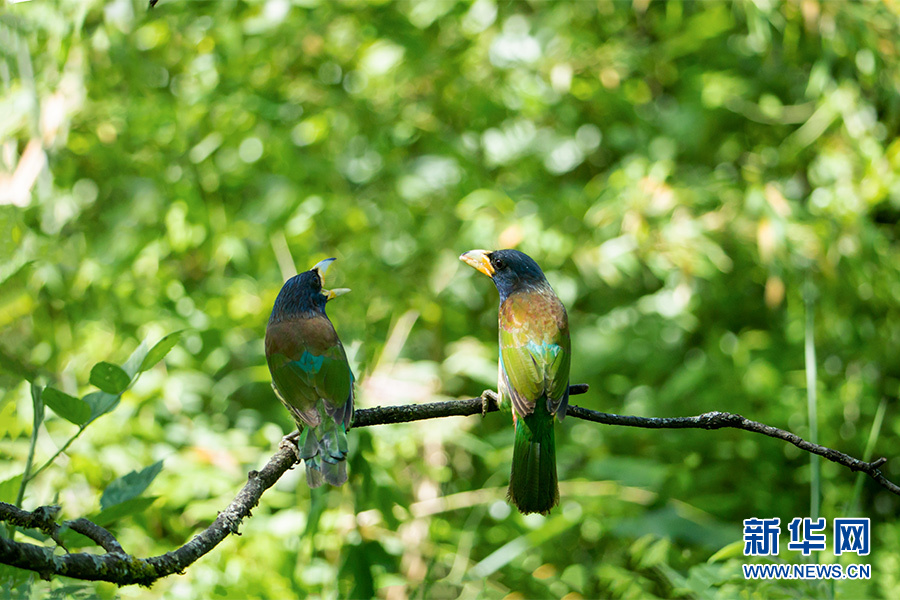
left=499, top=309, right=570, bottom=417
left=265, top=315, right=354, bottom=487
left=501, top=331, right=570, bottom=402
left=268, top=342, right=353, bottom=427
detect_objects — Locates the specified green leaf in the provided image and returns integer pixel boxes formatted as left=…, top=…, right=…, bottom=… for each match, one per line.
left=708, top=540, right=745, bottom=563
left=83, top=391, right=120, bottom=420
left=120, top=331, right=182, bottom=379
left=89, top=362, right=130, bottom=394
left=138, top=331, right=182, bottom=373
left=30, top=382, right=44, bottom=432
left=92, top=496, right=159, bottom=528
left=338, top=540, right=384, bottom=599
left=121, top=338, right=152, bottom=380
left=0, top=475, right=23, bottom=504
left=100, top=460, right=164, bottom=511
left=42, top=388, right=90, bottom=426
left=55, top=527, right=96, bottom=550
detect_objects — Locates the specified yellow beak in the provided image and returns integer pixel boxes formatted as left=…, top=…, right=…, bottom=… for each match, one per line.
left=459, top=249, right=495, bottom=277
left=311, top=258, right=350, bottom=300
left=311, top=257, right=337, bottom=280
left=324, top=287, right=351, bottom=301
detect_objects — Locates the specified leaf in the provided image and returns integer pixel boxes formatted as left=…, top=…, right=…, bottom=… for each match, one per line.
left=30, top=382, right=44, bottom=432
left=338, top=540, right=383, bottom=599
left=0, top=474, right=23, bottom=504
left=92, top=496, right=159, bottom=528
left=119, top=331, right=182, bottom=379
left=303, top=486, right=327, bottom=539
left=83, top=391, right=120, bottom=420
left=121, top=338, right=152, bottom=380
left=708, top=540, right=745, bottom=563
left=0, top=401, right=22, bottom=440
left=42, top=388, right=91, bottom=426
left=89, top=362, right=130, bottom=394
left=470, top=513, right=580, bottom=578
left=138, top=331, right=182, bottom=373
left=100, top=460, right=164, bottom=511
left=55, top=527, right=96, bottom=550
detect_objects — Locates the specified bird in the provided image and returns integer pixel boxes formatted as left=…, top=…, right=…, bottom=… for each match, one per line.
left=460, top=249, right=570, bottom=515
left=265, top=257, right=354, bottom=487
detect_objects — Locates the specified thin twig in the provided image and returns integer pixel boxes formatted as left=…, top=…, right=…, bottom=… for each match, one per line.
left=1, top=384, right=897, bottom=586
left=0, top=503, right=125, bottom=554
left=561, top=406, right=898, bottom=495
left=67, top=519, right=125, bottom=554
left=16, top=383, right=42, bottom=506
left=25, top=424, right=89, bottom=484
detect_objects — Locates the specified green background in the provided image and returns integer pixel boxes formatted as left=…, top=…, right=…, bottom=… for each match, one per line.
left=2, top=0, right=899, bottom=598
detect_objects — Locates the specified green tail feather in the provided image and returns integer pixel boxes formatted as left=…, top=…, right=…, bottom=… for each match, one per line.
left=508, top=400, right=558, bottom=515
left=297, top=418, right=349, bottom=488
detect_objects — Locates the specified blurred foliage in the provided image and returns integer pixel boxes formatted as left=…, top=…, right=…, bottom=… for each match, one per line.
left=2, top=0, right=900, bottom=598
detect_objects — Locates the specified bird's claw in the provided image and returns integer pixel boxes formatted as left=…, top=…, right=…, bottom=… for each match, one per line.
left=279, top=430, right=302, bottom=464
left=480, top=390, right=500, bottom=416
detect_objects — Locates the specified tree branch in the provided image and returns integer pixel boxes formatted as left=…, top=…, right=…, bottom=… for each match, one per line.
left=0, top=442, right=298, bottom=585
left=2, top=383, right=896, bottom=586
left=562, top=407, right=899, bottom=496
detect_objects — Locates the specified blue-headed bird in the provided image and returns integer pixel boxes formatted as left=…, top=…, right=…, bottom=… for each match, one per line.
left=266, top=258, right=354, bottom=487
left=460, top=249, right=570, bottom=514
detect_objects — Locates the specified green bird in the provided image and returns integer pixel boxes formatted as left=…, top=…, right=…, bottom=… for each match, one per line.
left=265, top=258, right=354, bottom=487
left=461, top=249, right=570, bottom=515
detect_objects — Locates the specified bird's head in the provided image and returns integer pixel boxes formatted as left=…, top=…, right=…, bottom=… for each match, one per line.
left=270, top=257, right=350, bottom=320
left=459, top=249, right=548, bottom=300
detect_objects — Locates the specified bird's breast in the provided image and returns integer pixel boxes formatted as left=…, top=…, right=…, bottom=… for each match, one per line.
left=265, top=314, right=340, bottom=360
left=499, top=289, right=567, bottom=344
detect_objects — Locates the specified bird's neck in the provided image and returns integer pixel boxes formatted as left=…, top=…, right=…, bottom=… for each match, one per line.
left=268, top=306, right=323, bottom=325
left=269, top=285, right=325, bottom=325
left=498, top=278, right=551, bottom=303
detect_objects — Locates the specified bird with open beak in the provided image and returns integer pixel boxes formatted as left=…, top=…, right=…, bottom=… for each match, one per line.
left=460, top=249, right=571, bottom=514
left=265, top=258, right=354, bottom=487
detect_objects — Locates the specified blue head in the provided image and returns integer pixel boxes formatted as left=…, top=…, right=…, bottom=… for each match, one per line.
left=268, top=258, right=350, bottom=324
left=459, top=249, right=549, bottom=301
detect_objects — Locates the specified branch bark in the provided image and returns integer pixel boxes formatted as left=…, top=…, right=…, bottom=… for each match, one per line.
left=1, top=383, right=896, bottom=586
left=0, top=443, right=298, bottom=585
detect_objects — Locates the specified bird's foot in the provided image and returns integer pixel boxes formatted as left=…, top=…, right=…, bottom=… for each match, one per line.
left=279, top=430, right=302, bottom=464
left=480, top=390, right=500, bottom=416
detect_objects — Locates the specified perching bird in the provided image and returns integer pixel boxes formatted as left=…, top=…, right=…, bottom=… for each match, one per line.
left=265, top=258, right=354, bottom=487
left=460, top=249, right=570, bottom=515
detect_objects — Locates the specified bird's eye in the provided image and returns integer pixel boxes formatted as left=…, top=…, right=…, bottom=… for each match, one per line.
left=491, top=256, right=505, bottom=270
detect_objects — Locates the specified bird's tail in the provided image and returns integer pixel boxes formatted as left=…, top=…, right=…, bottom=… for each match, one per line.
left=297, top=403, right=351, bottom=488
left=508, top=400, right=558, bottom=515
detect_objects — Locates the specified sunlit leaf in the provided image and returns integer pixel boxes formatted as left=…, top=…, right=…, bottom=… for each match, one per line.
left=121, top=338, right=153, bottom=380
left=0, top=474, right=23, bottom=504
left=138, top=331, right=182, bottom=373
left=708, top=540, right=745, bottom=563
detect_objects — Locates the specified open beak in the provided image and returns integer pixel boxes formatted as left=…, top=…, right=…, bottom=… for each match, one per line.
left=324, top=287, right=351, bottom=301
left=311, top=257, right=337, bottom=280
left=459, top=249, right=494, bottom=277
left=311, top=258, right=351, bottom=300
